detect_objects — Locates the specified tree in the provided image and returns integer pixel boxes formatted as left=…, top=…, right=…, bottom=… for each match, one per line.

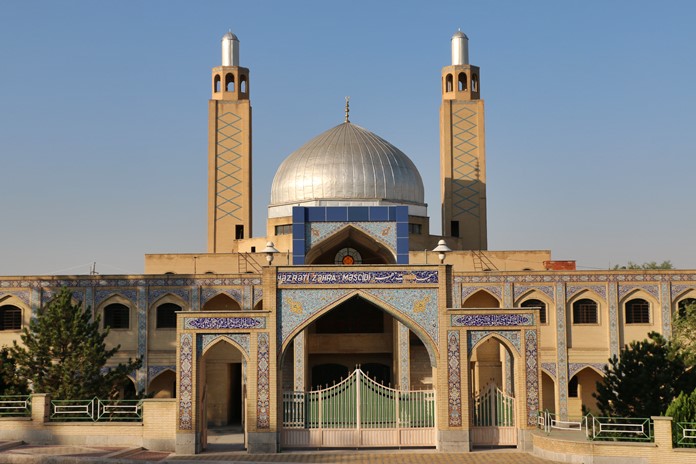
left=672, top=301, right=696, bottom=366
left=0, top=346, right=29, bottom=395
left=666, top=388, right=696, bottom=423
left=611, top=260, right=673, bottom=270
left=10, top=287, right=141, bottom=399
left=593, top=332, right=696, bottom=417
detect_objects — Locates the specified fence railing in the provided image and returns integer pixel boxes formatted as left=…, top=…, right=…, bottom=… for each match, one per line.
left=537, top=410, right=585, bottom=433
left=537, top=410, right=653, bottom=442
left=0, top=395, right=32, bottom=417
left=50, top=398, right=143, bottom=422
left=676, top=422, right=696, bottom=448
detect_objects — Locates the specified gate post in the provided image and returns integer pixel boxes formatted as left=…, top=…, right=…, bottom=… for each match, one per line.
left=356, top=369, right=362, bottom=444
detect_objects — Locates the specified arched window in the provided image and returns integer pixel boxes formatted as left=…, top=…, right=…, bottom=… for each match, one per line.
left=225, top=73, right=235, bottom=91
left=458, top=72, right=467, bottom=91
left=104, top=303, right=130, bottom=329
left=0, top=305, right=21, bottom=330
left=625, top=298, right=650, bottom=324
left=678, top=297, right=696, bottom=318
left=472, top=74, right=479, bottom=92
left=213, top=74, right=221, bottom=93
left=521, top=298, right=547, bottom=324
left=568, top=375, right=579, bottom=397
left=445, top=74, right=453, bottom=92
left=572, top=298, right=598, bottom=324
left=157, top=303, right=180, bottom=329
left=240, top=75, right=247, bottom=93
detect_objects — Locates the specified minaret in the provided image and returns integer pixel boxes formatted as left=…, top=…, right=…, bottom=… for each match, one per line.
left=440, top=31, right=487, bottom=250
left=208, top=31, right=253, bottom=252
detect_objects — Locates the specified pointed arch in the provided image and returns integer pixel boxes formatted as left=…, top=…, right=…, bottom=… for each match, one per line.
left=282, top=289, right=438, bottom=367
left=150, top=292, right=188, bottom=310
left=462, top=289, right=500, bottom=308
left=517, top=290, right=552, bottom=324
left=201, top=336, right=250, bottom=363
left=0, top=294, right=29, bottom=331
left=468, top=332, right=519, bottom=356
left=304, top=224, right=396, bottom=265
left=202, top=293, right=242, bottom=311
left=97, top=294, right=134, bottom=330
left=224, top=72, right=234, bottom=91
left=253, top=299, right=263, bottom=311
left=147, top=368, right=176, bottom=398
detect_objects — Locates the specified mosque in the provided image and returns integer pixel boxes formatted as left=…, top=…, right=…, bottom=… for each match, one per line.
left=1, top=30, right=695, bottom=454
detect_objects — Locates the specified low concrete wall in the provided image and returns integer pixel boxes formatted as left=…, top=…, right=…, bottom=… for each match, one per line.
left=532, top=417, right=696, bottom=464
left=0, top=396, right=176, bottom=452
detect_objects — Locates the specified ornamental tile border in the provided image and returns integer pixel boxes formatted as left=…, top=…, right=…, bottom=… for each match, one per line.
left=94, top=289, right=137, bottom=307
left=364, top=288, right=439, bottom=344
left=467, top=330, right=521, bottom=353
left=253, top=287, right=263, bottom=307
left=200, top=288, right=243, bottom=307
left=504, top=350, right=513, bottom=395
left=0, top=290, right=30, bottom=306
left=200, top=333, right=251, bottom=357
left=398, top=322, right=410, bottom=390
left=294, top=331, right=305, bottom=392
left=277, top=270, right=438, bottom=286
left=503, top=283, right=513, bottom=307
left=451, top=313, right=534, bottom=327
left=608, top=283, right=619, bottom=358
left=183, top=316, right=266, bottom=330
left=137, top=287, right=147, bottom=392
left=661, top=282, right=672, bottom=337
left=566, top=284, right=606, bottom=300
left=148, top=365, right=176, bottom=380
left=525, top=330, right=539, bottom=426
left=308, top=221, right=397, bottom=252
left=671, top=283, right=695, bottom=299
left=0, top=277, right=263, bottom=290
left=256, top=333, right=270, bottom=429
left=454, top=273, right=696, bottom=284
left=149, top=288, right=190, bottom=306
left=42, top=288, right=86, bottom=306
left=447, top=330, right=462, bottom=427
left=513, top=285, right=554, bottom=301
left=568, top=363, right=606, bottom=378
left=541, top=362, right=557, bottom=378
left=617, top=284, right=659, bottom=301
left=178, top=333, right=193, bottom=430
left=555, top=283, right=568, bottom=419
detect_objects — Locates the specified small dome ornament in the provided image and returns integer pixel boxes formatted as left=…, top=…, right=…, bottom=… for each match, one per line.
left=261, top=242, right=279, bottom=265
left=432, top=240, right=452, bottom=264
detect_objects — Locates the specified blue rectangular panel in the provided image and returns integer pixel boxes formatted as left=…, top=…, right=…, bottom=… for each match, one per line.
left=397, top=237, right=409, bottom=254
left=292, top=223, right=305, bottom=238
left=396, top=222, right=409, bottom=237
left=347, top=206, right=369, bottom=221
left=388, top=207, right=397, bottom=221
left=292, top=239, right=306, bottom=254
left=293, top=255, right=305, bottom=265
left=307, top=207, right=326, bottom=222
left=395, top=206, right=408, bottom=222
left=369, top=206, right=389, bottom=221
left=326, top=207, right=348, bottom=222
left=292, top=207, right=306, bottom=223
left=397, top=254, right=410, bottom=265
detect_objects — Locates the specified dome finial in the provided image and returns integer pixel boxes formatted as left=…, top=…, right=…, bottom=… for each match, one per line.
left=344, top=96, right=350, bottom=123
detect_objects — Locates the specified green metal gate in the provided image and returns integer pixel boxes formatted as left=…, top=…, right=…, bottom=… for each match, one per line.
left=471, top=384, right=517, bottom=446
left=282, top=368, right=436, bottom=448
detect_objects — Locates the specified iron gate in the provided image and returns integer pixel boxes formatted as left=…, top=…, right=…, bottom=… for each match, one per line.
left=471, top=384, right=517, bottom=446
left=282, top=368, right=436, bottom=448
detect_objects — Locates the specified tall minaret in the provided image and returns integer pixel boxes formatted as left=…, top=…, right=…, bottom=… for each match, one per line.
left=440, top=31, right=487, bottom=250
left=208, top=31, right=253, bottom=253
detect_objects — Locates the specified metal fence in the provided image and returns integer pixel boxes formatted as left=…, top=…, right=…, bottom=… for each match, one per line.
left=537, top=410, right=653, bottom=442
left=676, top=422, right=696, bottom=448
left=0, top=395, right=31, bottom=417
left=537, top=410, right=585, bottom=433
left=50, top=398, right=143, bottom=422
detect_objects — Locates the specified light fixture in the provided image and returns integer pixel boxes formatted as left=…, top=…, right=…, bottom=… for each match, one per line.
left=432, top=239, right=452, bottom=264
left=261, top=241, right=279, bottom=265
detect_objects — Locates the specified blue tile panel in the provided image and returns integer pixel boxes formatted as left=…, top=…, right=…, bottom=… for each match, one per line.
left=291, top=206, right=409, bottom=265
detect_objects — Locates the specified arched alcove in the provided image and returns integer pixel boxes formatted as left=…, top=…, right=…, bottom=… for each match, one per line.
left=203, top=294, right=241, bottom=312
left=462, top=290, right=500, bottom=308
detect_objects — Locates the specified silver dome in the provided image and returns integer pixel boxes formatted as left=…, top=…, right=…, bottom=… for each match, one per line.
left=270, top=122, right=425, bottom=208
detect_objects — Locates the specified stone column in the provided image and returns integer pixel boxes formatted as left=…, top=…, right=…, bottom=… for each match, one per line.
left=652, top=416, right=673, bottom=449
left=31, top=394, right=50, bottom=423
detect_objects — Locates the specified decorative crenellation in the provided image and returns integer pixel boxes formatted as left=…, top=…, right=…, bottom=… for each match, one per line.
left=617, top=283, right=659, bottom=301
left=525, top=330, right=539, bottom=426
left=277, top=270, right=438, bottom=286
left=94, top=289, right=137, bottom=307
left=447, top=330, right=462, bottom=427
left=568, top=363, right=606, bottom=378
left=256, top=332, right=270, bottom=429
left=467, top=330, right=521, bottom=353
left=541, top=362, right=557, bottom=378
left=178, top=333, right=193, bottom=430
left=566, top=284, right=606, bottom=300
left=183, top=316, right=266, bottom=330
left=451, top=313, right=534, bottom=327
left=513, top=285, right=554, bottom=301
left=661, top=282, right=672, bottom=337
left=200, top=333, right=250, bottom=357
left=461, top=285, right=501, bottom=302
left=149, top=288, right=190, bottom=306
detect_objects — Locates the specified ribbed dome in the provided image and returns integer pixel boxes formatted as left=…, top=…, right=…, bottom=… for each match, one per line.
left=270, top=123, right=425, bottom=207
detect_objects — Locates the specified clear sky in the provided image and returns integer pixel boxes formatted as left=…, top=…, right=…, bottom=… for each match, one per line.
left=1, top=1, right=695, bottom=276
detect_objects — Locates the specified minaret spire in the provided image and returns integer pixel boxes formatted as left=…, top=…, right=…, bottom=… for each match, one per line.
left=344, top=96, right=350, bottom=123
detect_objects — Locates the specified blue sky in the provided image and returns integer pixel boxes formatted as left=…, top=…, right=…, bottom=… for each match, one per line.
left=1, top=1, right=695, bottom=275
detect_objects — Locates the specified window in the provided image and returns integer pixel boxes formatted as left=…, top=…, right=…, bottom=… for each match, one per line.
left=451, top=220, right=460, bottom=238
left=235, top=225, right=244, bottom=239
left=0, top=305, right=21, bottom=330
left=573, top=298, right=598, bottom=324
left=104, top=303, right=130, bottom=329
left=408, top=223, right=422, bottom=235
left=274, top=224, right=292, bottom=235
left=225, top=73, right=234, bottom=91
left=568, top=376, right=578, bottom=397
left=625, top=298, right=650, bottom=324
left=521, top=299, right=547, bottom=324
left=445, top=74, right=453, bottom=92
left=458, top=72, right=467, bottom=91
left=157, top=303, right=180, bottom=329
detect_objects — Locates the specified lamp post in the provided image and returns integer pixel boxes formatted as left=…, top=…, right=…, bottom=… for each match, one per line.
left=432, top=239, right=452, bottom=264
left=261, top=241, right=279, bottom=265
